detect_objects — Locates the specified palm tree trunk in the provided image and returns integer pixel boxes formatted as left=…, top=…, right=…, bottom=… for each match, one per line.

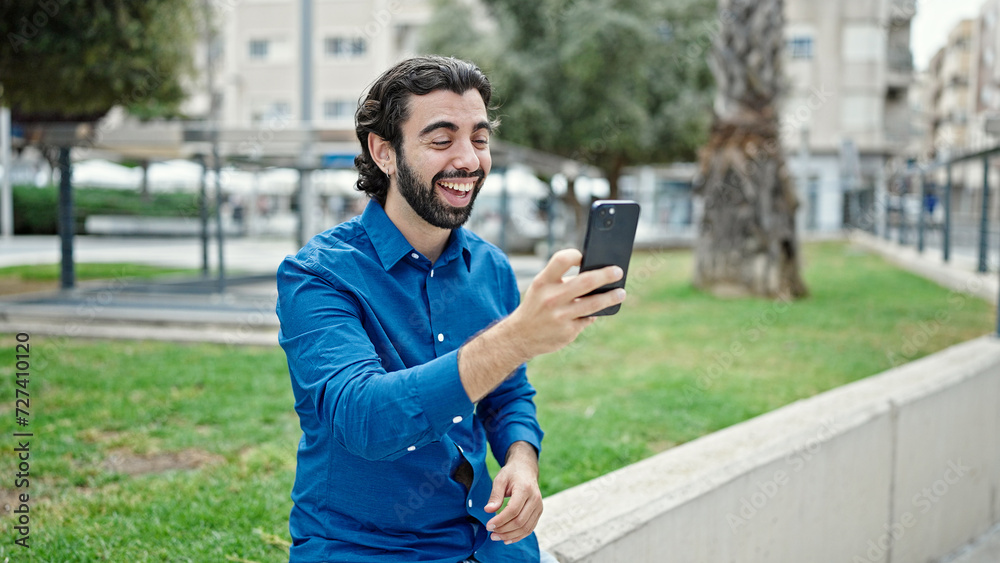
left=694, top=0, right=807, bottom=299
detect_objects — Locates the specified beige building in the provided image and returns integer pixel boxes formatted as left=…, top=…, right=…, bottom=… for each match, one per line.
left=970, top=0, right=1000, bottom=151
left=781, top=0, right=916, bottom=232
left=196, top=0, right=432, bottom=128
left=925, top=19, right=976, bottom=158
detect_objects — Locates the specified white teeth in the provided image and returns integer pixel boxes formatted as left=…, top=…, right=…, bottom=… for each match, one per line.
left=440, top=181, right=472, bottom=192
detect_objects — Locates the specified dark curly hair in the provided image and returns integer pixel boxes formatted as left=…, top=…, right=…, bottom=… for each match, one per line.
left=354, top=56, right=497, bottom=205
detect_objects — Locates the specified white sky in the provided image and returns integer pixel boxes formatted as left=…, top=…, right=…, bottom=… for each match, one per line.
left=911, top=0, right=989, bottom=70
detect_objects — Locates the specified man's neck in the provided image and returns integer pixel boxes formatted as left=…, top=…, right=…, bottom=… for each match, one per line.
left=382, top=192, right=451, bottom=264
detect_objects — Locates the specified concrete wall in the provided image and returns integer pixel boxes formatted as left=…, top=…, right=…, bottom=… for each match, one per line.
left=536, top=336, right=1000, bottom=563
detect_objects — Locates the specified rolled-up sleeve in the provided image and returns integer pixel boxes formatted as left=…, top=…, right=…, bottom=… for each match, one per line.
left=277, top=256, right=474, bottom=462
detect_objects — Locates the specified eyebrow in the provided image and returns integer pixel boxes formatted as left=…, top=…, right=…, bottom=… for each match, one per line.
left=418, top=120, right=493, bottom=137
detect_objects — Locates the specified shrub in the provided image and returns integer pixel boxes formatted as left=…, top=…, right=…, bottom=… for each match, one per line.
left=13, top=185, right=214, bottom=235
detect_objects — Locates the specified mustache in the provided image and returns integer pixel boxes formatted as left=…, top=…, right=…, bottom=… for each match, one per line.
left=432, top=169, right=485, bottom=184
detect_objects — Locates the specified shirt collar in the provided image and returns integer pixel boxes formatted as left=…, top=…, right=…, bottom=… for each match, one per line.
left=361, top=199, right=472, bottom=272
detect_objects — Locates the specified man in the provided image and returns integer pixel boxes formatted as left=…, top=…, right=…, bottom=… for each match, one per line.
left=276, top=55, right=625, bottom=563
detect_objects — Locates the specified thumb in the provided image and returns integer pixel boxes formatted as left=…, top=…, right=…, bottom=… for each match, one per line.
left=485, top=473, right=509, bottom=513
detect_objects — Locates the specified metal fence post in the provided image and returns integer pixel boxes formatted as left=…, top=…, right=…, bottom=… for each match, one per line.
left=58, top=147, right=75, bottom=290
left=883, top=178, right=892, bottom=241
left=898, top=176, right=907, bottom=246
left=979, top=156, right=990, bottom=273
left=918, top=174, right=926, bottom=253
left=944, top=164, right=952, bottom=263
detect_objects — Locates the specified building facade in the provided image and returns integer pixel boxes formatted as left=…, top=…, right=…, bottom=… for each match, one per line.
left=199, top=0, right=432, bottom=128
left=781, top=0, right=916, bottom=233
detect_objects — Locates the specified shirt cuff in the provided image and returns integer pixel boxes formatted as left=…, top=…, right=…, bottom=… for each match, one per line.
left=493, top=422, right=543, bottom=464
left=413, top=349, right=475, bottom=438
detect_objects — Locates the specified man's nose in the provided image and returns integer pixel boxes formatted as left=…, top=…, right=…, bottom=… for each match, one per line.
left=450, top=139, right=480, bottom=171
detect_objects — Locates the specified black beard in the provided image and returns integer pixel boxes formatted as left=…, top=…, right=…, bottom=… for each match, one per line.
left=395, top=150, right=485, bottom=230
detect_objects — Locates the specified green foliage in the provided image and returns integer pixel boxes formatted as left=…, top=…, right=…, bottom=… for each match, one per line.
left=13, top=184, right=209, bottom=235
left=421, top=0, right=716, bottom=191
left=0, top=0, right=198, bottom=121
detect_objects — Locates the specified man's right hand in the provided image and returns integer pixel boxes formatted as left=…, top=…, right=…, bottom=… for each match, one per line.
left=505, top=248, right=625, bottom=359
left=458, top=249, right=625, bottom=402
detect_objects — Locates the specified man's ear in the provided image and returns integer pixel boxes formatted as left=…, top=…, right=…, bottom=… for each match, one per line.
left=368, top=133, right=395, bottom=176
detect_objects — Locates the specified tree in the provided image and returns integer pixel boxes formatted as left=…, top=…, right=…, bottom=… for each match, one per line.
left=693, top=0, right=807, bottom=299
left=1, top=0, right=197, bottom=122
left=422, top=0, right=715, bottom=235
left=0, top=0, right=198, bottom=289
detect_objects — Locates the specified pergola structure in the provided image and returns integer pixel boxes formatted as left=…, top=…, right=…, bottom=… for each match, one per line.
left=14, top=119, right=601, bottom=291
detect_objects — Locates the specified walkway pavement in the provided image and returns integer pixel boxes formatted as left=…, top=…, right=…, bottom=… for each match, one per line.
left=0, top=235, right=546, bottom=346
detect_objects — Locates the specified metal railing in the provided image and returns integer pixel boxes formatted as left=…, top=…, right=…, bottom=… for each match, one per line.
left=885, top=146, right=1000, bottom=336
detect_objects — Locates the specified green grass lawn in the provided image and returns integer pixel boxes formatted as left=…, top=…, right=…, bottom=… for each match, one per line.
left=0, top=263, right=197, bottom=283
left=0, top=241, right=994, bottom=561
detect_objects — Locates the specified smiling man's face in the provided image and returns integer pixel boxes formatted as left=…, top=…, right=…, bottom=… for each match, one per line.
left=391, top=89, right=493, bottom=230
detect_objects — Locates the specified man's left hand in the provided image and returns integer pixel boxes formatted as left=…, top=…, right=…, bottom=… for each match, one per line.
left=484, top=441, right=542, bottom=544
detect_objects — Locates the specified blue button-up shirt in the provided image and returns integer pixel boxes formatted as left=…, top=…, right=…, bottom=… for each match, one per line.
left=277, top=200, right=544, bottom=563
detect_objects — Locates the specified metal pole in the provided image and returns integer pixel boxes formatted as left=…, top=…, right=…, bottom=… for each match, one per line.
left=944, top=164, right=952, bottom=262
left=297, top=0, right=314, bottom=248
left=1, top=106, right=12, bottom=239
left=917, top=174, right=926, bottom=253
left=884, top=177, right=893, bottom=241
left=546, top=183, right=556, bottom=259
left=205, top=0, right=225, bottom=291
left=198, top=154, right=210, bottom=278
left=898, top=177, right=906, bottom=246
left=212, top=149, right=225, bottom=292
left=58, top=147, right=75, bottom=290
left=499, top=167, right=508, bottom=253
left=979, top=156, right=990, bottom=273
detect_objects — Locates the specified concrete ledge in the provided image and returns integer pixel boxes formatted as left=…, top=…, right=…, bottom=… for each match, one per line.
left=84, top=215, right=244, bottom=237
left=536, top=336, right=1000, bottom=562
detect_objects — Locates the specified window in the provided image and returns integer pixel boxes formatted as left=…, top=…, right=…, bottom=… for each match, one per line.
left=787, top=36, right=813, bottom=59
left=249, top=39, right=269, bottom=60
left=325, top=36, right=367, bottom=58
left=324, top=100, right=355, bottom=121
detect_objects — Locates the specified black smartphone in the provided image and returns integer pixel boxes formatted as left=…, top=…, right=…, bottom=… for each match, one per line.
left=579, top=200, right=640, bottom=316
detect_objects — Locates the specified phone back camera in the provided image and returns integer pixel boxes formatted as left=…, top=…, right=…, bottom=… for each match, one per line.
left=601, top=217, right=614, bottom=230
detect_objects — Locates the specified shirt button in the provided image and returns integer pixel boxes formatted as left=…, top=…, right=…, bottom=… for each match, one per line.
left=457, top=445, right=464, bottom=453
left=453, top=415, right=463, bottom=424
left=437, top=333, right=444, bottom=342
left=411, top=252, right=419, bottom=260
left=430, top=269, right=435, bottom=278
left=468, top=499, right=473, bottom=508
left=407, top=445, right=416, bottom=452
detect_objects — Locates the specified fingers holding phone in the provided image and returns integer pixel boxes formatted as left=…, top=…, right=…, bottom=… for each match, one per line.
left=510, top=250, right=624, bottom=358
left=579, top=200, right=640, bottom=316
